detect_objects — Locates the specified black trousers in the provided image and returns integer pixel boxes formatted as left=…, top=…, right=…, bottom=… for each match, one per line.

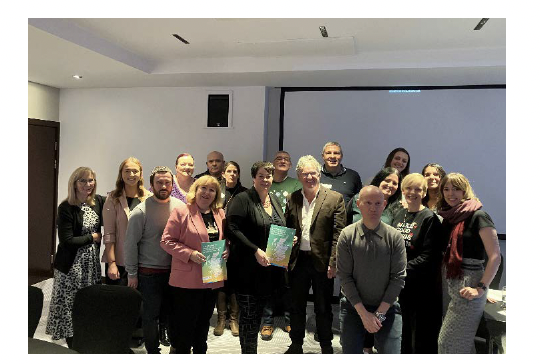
left=236, top=293, right=269, bottom=354
left=170, top=287, right=217, bottom=354
left=289, top=252, right=334, bottom=346
left=400, top=280, right=441, bottom=353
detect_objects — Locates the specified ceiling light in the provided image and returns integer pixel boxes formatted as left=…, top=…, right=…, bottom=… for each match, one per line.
left=319, top=26, right=328, bottom=38
left=172, top=34, right=190, bottom=44
left=72, top=75, right=83, bottom=79
left=474, top=18, right=489, bottom=30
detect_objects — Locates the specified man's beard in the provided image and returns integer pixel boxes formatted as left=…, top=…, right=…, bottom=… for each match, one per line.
left=154, top=189, right=171, bottom=200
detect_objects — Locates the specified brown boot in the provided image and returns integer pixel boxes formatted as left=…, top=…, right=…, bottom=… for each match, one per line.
left=229, top=293, right=240, bottom=336
left=214, top=291, right=227, bottom=336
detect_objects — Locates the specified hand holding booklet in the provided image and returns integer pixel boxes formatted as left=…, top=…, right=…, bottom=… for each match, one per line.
left=265, top=224, right=296, bottom=268
left=201, top=239, right=227, bottom=283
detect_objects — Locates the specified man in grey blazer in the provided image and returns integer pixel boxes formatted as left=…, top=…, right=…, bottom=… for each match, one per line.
left=284, top=155, right=346, bottom=354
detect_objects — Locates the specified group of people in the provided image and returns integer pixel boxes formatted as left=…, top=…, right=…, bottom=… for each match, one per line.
left=45, top=144, right=502, bottom=354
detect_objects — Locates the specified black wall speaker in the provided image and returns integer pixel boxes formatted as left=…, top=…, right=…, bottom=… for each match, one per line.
left=207, top=94, right=230, bottom=127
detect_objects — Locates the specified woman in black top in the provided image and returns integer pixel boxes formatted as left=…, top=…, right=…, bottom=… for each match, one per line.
left=46, top=167, right=105, bottom=347
left=226, top=161, right=286, bottom=354
left=221, top=161, right=247, bottom=209
left=391, top=173, right=443, bottom=353
left=214, top=161, right=247, bottom=337
left=437, top=173, right=501, bottom=353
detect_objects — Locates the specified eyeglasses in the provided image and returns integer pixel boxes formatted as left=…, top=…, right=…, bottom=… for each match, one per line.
left=77, top=178, right=95, bottom=184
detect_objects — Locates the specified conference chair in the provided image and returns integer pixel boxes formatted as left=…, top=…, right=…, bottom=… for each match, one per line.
left=28, top=286, right=44, bottom=337
left=72, top=284, right=142, bottom=353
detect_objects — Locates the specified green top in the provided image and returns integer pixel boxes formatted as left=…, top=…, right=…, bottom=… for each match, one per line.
left=347, top=193, right=403, bottom=225
left=269, top=176, right=302, bottom=212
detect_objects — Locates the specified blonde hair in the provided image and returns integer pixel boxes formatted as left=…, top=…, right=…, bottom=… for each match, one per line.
left=67, top=167, right=97, bottom=206
left=186, top=175, right=223, bottom=210
left=111, top=157, right=146, bottom=203
left=437, top=172, right=479, bottom=209
left=401, top=173, right=427, bottom=197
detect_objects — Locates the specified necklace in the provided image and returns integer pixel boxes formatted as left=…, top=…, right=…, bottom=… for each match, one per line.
left=225, top=183, right=241, bottom=206
left=263, top=197, right=271, bottom=208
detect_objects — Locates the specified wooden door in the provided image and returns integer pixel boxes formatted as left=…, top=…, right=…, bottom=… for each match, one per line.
left=28, top=119, right=59, bottom=285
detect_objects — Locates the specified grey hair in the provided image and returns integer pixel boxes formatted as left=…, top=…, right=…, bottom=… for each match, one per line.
left=321, top=141, right=343, bottom=157
left=296, top=155, right=322, bottom=175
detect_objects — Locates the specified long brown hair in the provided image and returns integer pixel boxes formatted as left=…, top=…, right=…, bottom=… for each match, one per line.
left=111, top=157, right=146, bottom=203
left=384, top=147, right=410, bottom=177
left=421, top=163, right=446, bottom=207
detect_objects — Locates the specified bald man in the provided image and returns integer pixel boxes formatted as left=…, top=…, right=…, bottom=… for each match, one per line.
left=194, top=151, right=225, bottom=182
left=336, top=186, right=406, bottom=354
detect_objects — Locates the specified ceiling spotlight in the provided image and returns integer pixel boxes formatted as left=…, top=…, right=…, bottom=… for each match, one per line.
left=474, top=18, right=489, bottom=30
left=319, top=26, right=328, bottom=38
left=72, top=75, right=83, bottom=79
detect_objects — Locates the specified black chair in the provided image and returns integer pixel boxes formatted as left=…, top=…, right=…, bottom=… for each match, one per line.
left=29, top=286, right=44, bottom=338
left=72, top=284, right=142, bottom=353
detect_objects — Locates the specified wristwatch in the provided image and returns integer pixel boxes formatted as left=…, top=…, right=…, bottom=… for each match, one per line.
left=375, top=311, right=386, bottom=323
left=477, top=282, right=487, bottom=291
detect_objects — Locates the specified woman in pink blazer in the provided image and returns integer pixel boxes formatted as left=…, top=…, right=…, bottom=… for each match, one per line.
left=161, top=175, right=229, bottom=354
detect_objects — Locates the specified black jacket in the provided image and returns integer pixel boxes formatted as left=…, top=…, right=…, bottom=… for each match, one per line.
left=54, top=195, right=105, bottom=274
left=226, top=187, right=285, bottom=295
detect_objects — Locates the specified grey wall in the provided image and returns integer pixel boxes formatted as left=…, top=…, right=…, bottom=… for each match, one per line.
left=28, top=82, right=60, bottom=121
left=58, top=86, right=267, bottom=200
left=265, top=87, right=282, bottom=161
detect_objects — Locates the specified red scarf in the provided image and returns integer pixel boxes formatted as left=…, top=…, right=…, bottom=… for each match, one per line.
left=438, top=199, right=483, bottom=279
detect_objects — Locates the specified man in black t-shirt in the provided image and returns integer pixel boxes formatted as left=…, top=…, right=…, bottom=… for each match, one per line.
left=319, top=142, right=362, bottom=206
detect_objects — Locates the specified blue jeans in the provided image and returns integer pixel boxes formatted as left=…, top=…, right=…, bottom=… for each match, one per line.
left=137, top=271, right=171, bottom=354
left=339, top=297, right=402, bottom=354
left=261, top=287, right=291, bottom=326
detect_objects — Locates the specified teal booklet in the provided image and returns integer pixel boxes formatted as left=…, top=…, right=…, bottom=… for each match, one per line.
left=201, top=239, right=227, bottom=283
left=265, top=224, right=296, bottom=268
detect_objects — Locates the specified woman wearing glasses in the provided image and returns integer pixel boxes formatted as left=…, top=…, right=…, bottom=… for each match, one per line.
left=46, top=167, right=105, bottom=348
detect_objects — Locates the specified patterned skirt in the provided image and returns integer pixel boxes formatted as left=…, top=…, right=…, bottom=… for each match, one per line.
left=438, top=258, right=487, bottom=354
left=46, top=243, right=101, bottom=340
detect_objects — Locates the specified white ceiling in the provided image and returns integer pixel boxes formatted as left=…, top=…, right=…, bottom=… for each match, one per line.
left=28, top=18, right=506, bottom=89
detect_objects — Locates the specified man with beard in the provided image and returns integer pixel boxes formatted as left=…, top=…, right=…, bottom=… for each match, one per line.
left=194, top=151, right=225, bottom=182
left=125, top=166, right=185, bottom=354
left=319, top=142, right=362, bottom=206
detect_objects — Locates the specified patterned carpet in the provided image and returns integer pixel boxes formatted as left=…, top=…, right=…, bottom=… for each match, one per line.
left=32, top=278, right=343, bottom=354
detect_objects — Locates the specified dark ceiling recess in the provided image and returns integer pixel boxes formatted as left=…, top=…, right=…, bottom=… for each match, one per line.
left=319, top=26, right=328, bottom=37
left=172, top=34, right=190, bottom=44
left=474, top=18, right=489, bottom=30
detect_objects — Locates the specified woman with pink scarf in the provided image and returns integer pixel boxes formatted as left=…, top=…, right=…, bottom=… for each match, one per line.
left=436, top=173, right=501, bottom=353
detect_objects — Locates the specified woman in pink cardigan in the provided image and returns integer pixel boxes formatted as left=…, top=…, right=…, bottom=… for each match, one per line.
left=102, top=157, right=151, bottom=285
left=161, top=175, right=229, bottom=354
